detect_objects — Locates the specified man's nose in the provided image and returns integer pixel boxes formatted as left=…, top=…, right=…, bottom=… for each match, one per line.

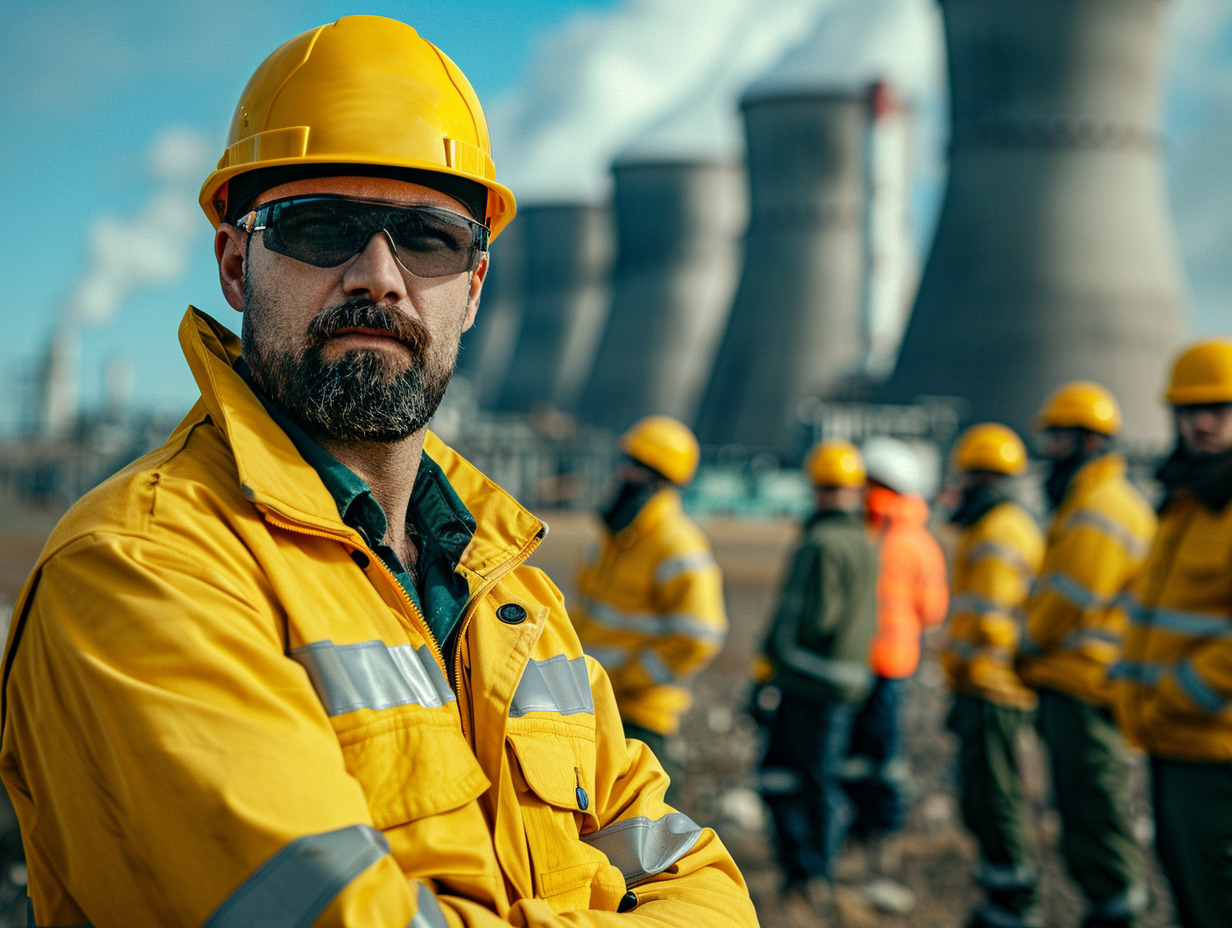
left=341, top=230, right=409, bottom=303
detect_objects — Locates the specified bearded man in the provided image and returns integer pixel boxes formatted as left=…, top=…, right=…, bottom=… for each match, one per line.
left=0, top=17, right=760, bottom=928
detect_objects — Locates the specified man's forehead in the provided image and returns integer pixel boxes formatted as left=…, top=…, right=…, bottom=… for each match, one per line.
left=253, top=175, right=470, bottom=214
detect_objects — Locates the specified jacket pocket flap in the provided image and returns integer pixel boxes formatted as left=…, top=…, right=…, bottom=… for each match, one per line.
left=339, top=711, right=489, bottom=828
left=506, top=727, right=595, bottom=812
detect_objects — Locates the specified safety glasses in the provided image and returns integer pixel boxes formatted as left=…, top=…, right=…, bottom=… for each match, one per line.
left=237, top=195, right=490, bottom=278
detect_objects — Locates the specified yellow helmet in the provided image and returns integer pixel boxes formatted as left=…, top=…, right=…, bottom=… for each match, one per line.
left=620, top=416, right=700, bottom=485
left=805, top=440, right=866, bottom=488
left=1035, top=380, right=1122, bottom=435
left=951, top=423, right=1028, bottom=475
left=1165, top=339, right=1232, bottom=406
left=199, top=15, right=516, bottom=238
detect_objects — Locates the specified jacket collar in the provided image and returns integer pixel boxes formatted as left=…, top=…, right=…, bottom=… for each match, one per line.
left=178, top=307, right=544, bottom=579
left=610, top=486, right=680, bottom=547
left=1066, top=453, right=1127, bottom=501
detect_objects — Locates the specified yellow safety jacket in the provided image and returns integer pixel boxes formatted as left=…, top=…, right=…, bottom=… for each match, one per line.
left=573, top=490, right=727, bottom=737
left=1113, top=486, right=1232, bottom=762
left=942, top=500, right=1045, bottom=709
left=0, top=309, right=758, bottom=928
left=1019, top=455, right=1156, bottom=707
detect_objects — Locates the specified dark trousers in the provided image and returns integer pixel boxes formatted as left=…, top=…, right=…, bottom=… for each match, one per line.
left=759, top=693, right=858, bottom=883
left=844, top=675, right=910, bottom=836
left=1150, top=756, right=1232, bottom=928
left=948, top=693, right=1040, bottom=922
left=1036, top=688, right=1144, bottom=923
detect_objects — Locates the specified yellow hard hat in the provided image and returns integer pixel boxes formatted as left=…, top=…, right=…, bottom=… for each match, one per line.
left=199, top=16, right=516, bottom=238
left=805, top=440, right=866, bottom=488
left=620, top=416, right=700, bottom=485
left=1165, top=339, right=1232, bottom=406
left=951, top=423, right=1028, bottom=475
left=1035, top=381, right=1122, bottom=435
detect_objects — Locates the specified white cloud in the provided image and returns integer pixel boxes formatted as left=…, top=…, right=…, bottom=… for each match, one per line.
left=65, top=128, right=215, bottom=326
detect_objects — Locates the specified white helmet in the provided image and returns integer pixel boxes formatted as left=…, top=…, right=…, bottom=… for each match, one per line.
left=861, top=436, right=925, bottom=497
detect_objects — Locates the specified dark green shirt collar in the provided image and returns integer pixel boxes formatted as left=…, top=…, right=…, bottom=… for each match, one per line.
left=235, top=361, right=476, bottom=651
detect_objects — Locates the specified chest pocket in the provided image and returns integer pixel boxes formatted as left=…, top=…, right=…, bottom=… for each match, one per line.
left=506, top=722, right=607, bottom=904
left=292, top=639, right=489, bottom=828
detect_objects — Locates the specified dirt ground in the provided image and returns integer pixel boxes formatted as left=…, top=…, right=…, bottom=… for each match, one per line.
left=0, top=503, right=1181, bottom=927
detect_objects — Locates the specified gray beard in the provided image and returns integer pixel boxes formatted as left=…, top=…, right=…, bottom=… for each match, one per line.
left=242, top=290, right=455, bottom=444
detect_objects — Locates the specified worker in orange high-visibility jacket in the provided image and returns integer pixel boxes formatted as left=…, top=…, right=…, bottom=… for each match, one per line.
left=0, top=18, right=759, bottom=928
left=941, top=424, right=1046, bottom=928
left=1112, top=339, right=1232, bottom=928
left=844, top=437, right=948, bottom=881
left=573, top=416, right=727, bottom=803
left=1020, top=381, right=1155, bottom=928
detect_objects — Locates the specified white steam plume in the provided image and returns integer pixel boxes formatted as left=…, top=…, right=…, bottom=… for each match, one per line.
left=65, top=128, right=214, bottom=326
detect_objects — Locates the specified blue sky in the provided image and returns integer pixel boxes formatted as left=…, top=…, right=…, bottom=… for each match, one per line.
left=2, top=0, right=1229, bottom=434
left=0, top=1, right=618, bottom=431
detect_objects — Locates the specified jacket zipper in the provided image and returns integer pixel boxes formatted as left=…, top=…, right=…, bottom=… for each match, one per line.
left=451, top=527, right=547, bottom=745
left=260, top=511, right=449, bottom=672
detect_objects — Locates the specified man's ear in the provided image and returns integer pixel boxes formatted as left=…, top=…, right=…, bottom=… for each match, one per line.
left=461, top=252, right=488, bottom=333
left=216, top=225, right=248, bottom=313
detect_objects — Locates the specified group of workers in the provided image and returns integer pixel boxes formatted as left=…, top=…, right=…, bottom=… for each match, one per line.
left=0, top=12, right=1228, bottom=928
left=735, top=342, right=1232, bottom=928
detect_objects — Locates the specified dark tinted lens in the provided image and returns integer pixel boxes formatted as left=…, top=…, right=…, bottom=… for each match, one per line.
left=259, top=197, right=485, bottom=276
left=262, top=199, right=373, bottom=267
left=386, top=208, right=481, bottom=277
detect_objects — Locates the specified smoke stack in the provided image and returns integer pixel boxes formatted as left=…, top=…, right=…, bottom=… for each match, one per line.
left=577, top=157, right=746, bottom=430
left=884, top=0, right=1189, bottom=447
left=39, top=328, right=79, bottom=439
left=695, top=84, right=875, bottom=456
left=492, top=203, right=614, bottom=412
left=864, top=80, right=918, bottom=376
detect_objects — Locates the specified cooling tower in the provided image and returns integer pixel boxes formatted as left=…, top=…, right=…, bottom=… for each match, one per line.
left=695, top=86, right=874, bottom=456
left=458, top=220, right=526, bottom=409
left=884, top=0, right=1189, bottom=448
left=492, top=203, right=614, bottom=413
left=576, top=158, right=746, bottom=430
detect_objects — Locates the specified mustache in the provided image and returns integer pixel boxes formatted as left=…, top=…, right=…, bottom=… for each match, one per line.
left=306, top=301, right=430, bottom=355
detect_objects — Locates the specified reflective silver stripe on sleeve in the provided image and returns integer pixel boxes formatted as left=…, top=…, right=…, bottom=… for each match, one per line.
left=966, top=541, right=1031, bottom=576
left=290, top=640, right=455, bottom=716
left=1176, top=660, right=1228, bottom=715
left=948, top=593, right=1020, bottom=621
left=585, top=644, right=632, bottom=670
left=1128, top=605, right=1232, bottom=637
left=1107, top=661, right=1168, bottom=684
left=946, top=641, right=1013, bottom=664
left=582, top=812, right=704, bottom=886
left=204, top=825, right=389, bottom=928
left=410, top=881, right=450, bottom=928
left=509, top=655, right=595, bottom=718
left=586, top=600, right=725, bottom=644
left=1062, top=509, right=1149, bottom=559
left=1057, top=627, right=1123, bottom=652
left=638, top=648, right=680, bottom=685
left=654, top=552, right=718, bottom=585
left=1037, top=573, right=1107, bottom=611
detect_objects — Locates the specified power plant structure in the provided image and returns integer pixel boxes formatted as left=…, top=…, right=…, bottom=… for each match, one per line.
left=492, top=203, right=614, bottom=413
left=695, top=81, right=891, bottom=458
left=883, top=0, right=1190, bottom=449
left=458, top=219, right=526, bottom=411
left=576, top=157, right=747, bottom=431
